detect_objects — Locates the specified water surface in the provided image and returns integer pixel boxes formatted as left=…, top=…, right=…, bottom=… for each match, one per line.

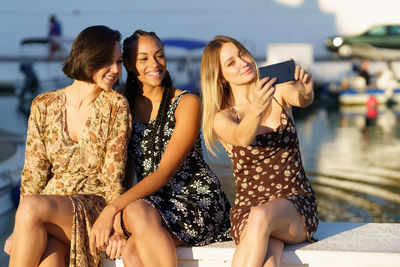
left=205, top=103, right=400, bottom=223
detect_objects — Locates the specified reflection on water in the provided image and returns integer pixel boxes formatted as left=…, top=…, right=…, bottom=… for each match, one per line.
left=205, top=104, right=400, bottom=223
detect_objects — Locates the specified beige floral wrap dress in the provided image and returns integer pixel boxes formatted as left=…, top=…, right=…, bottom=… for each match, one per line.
left=20, top=88, right=132, bottom=266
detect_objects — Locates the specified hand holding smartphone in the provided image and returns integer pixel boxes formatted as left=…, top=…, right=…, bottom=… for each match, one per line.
left=258, top=60, right=295, bottom=84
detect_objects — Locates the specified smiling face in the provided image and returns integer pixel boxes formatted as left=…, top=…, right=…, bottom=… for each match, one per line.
left=132, top=35, right=167, bottom=88
left=219, top=42, right=256, bottom=88
left=92, top=42, right=123, bottom=90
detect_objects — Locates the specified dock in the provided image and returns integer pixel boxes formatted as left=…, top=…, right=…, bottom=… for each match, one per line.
left=0, top=55, right=65, bottom=63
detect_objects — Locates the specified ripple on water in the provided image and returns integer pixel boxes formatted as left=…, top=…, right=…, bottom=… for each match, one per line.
left=206, top=106, right=400, bottom=223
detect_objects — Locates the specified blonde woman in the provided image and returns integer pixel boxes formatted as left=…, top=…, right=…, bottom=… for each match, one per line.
left=200, top=36, right=318, bottom=267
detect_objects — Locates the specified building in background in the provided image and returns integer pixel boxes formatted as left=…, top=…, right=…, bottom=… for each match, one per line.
left=1, top=0, right=399, bottom=60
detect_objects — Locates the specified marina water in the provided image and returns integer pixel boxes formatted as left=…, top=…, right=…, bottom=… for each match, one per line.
left=206, top=103, right=400, bottom=223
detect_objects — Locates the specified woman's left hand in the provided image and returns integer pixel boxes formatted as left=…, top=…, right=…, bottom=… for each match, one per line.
left=4, top=233, right=13, bottom=255
left=90, top=206, right=117, bottom=254
left=293, top=65, right=313, bottom=96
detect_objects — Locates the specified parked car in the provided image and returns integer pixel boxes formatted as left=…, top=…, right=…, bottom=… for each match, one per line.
left=325, top=24, right=400, bottom=60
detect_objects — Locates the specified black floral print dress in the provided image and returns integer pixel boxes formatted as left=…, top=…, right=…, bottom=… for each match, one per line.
left=128, top=91, right=231, bottom=245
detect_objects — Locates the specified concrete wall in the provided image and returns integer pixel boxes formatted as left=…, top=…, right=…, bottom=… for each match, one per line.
left=103, top=222, right=400, bottom=267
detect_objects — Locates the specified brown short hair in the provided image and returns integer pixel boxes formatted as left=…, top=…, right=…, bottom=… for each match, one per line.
left=62, top=25, right=121, bottom=82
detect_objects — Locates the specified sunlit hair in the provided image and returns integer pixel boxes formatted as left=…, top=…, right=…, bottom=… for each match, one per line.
left=63, top=25, right=121, bottom=82
left=200, top=35, right=258, bottom=155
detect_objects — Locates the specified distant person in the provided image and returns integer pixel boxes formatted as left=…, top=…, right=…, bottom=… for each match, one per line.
left=17, top=63, right=39, bottom=112
left=89, top=30, right=231, bottom=266
left=352, top=59, right=372, bottom=86
left=200, top=36, right=318, bottom=267
left=4, top=25, right=132, bottom=267
left=48, top=14, right=62, bottom=59
left=358, top=60, right=372, bottom=85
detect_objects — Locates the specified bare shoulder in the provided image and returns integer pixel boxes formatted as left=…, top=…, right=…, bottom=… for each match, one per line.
left=213, top=109, right=236, bottom=148
left=174, top=89, right=201, bottom=113
left=180, top=92, right=200, bottom=105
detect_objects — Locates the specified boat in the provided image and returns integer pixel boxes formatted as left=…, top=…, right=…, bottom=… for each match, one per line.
left=319, top=65, right=400, bottom=106
left=0, top=137, right=25, bottom=266
left=162, top=38, right=207, bottom=95
left=338, top=88, right=400, bottom=105
left=19, top=36, right=73, bottom=61
left=6, top=37, right=206, bottom=96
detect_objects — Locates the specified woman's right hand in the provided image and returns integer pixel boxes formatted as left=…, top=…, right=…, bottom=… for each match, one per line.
left=90, top=205, right=118, bottom=254
left=4, top=234, right=13, bottom=255
left=250, top=77, right=277, bottom=116
left=105, top=233, right=127, bottom=260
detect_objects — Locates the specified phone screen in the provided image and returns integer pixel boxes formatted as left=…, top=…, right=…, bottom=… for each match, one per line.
left=258, top=60, right=295, bottom=84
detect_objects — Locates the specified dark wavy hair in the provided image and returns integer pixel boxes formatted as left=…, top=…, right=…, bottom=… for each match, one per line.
left=62, top=25, right=121, bottom=82
left=123, top=29, right=174, bottom=170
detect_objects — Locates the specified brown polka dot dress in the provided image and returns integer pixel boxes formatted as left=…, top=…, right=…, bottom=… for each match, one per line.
left=227, top=99, right=318, bottom=244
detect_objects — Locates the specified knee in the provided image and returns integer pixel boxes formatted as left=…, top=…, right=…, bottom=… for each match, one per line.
left=15, top=195, right=51, bottom=226
left=246, top=205, right=273, bottom=237
left=124, top=201, right=161, bottom=236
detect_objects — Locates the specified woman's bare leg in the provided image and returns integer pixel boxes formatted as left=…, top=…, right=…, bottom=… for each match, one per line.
left=9, top=195, right=73, bottom=267
left=263, top=237, right=284, bottom=267
left=121, top=238, right=143, bottom=267
left=120, top=229, right=182, bottom=267
left=38, top=235, right=69, bottom=267
left=232, top=199, right=306, bottom=267
left=120, top=200, right=180, bottom=267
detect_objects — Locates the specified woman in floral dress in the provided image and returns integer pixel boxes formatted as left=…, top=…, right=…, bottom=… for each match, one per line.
left=200, top=36, right=318, bottom=267
left=90, top=30, right=231, bottom=267
left=4, top=25, right=132, bottom=267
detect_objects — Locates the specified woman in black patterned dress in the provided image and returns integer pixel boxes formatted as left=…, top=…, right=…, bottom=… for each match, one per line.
left=90, top=30, right=231, bottom=267
left=200, top=36, right=318, bottom=267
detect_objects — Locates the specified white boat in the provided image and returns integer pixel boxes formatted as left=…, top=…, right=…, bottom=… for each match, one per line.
left=338, top=88, right=400, bottom=105
left=0, top=140, right=25, bottom=266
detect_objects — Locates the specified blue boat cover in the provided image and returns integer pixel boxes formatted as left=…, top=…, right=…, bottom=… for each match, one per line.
left=162, top=38, right=206, bottom=50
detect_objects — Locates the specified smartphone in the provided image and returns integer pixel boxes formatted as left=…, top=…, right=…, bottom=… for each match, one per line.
left=258, top=60, right=295, bottom=84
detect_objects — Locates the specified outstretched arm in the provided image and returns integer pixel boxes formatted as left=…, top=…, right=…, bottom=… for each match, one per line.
left=277, top=64, right=314, bottom=108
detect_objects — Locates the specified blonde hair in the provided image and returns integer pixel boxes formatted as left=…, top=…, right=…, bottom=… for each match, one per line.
left=200, top=36, right=258, bottom=155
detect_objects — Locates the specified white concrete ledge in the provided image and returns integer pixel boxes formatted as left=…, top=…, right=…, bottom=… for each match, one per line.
left=102, top=222, right=400, bottom=267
